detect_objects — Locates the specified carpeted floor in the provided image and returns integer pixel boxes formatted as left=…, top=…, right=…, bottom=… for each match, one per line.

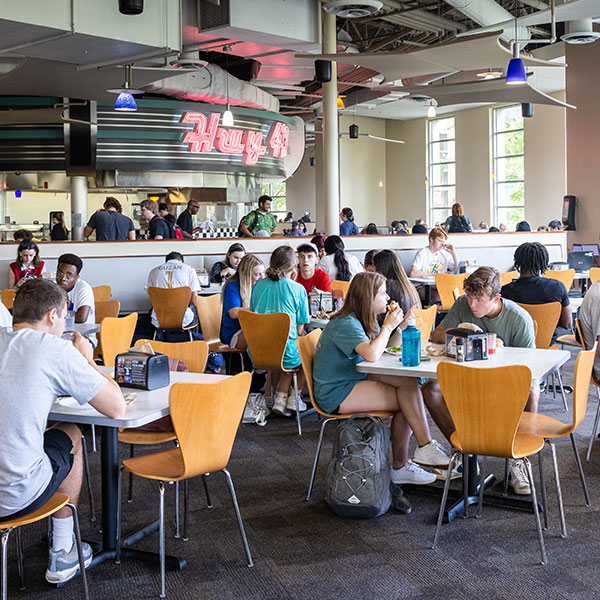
left=8, top=346, right=600, bottom=600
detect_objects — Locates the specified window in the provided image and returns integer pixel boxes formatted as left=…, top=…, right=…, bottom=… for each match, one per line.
left=428, top=117, right=456, bottom=227
left=492, top=105, right=524, bottom=228
left=261, top=182, right=286, bottom=216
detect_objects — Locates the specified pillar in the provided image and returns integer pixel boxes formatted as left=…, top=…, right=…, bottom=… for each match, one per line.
left=70, top=176, right=87, bottom=241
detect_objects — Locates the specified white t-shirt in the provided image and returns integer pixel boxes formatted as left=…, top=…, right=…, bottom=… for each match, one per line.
left=68, top=278, right=96, bottom=345
left=579, top=282, right=600, bottom=377
left=147, top=260, right=200, bottom=327
left=317, top=253, right=364, bottom=281
left=411, top=247, right=454, bottom=275
left=0, top=303, right=11, bottom=328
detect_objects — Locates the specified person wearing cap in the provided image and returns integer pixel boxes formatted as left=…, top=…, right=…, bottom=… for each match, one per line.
left=296, top=243, right=331, bottom=294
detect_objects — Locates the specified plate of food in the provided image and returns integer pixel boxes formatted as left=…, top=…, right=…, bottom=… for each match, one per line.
left=385, top=346, right=402, bottom=356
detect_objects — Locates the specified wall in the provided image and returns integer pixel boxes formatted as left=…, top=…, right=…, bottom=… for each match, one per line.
left=285, top=150, right=316, bottom=222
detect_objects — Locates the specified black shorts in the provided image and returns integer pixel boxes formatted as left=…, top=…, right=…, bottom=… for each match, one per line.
left=2, top=429, right=74, bottom=520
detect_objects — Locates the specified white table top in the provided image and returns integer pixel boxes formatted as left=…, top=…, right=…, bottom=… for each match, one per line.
left=49, top=367, right=229, bottom=428
left=570, top=296, right=583, bottom=311
left=356, top=346, right=570, bottom=384
left=198, top=283, right=223, bottom=296
left=309, top=317, right=330, bottom=329
left=574, top=271, right=590, bottom=281
left=66, top=323, right=101, bottom=335
left=409, top=276, right=437, bottom=286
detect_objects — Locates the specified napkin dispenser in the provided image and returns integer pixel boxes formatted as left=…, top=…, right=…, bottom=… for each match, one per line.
left=445, top=328, right=488, bottom=361
left=114, top=351, right=170, bottom=390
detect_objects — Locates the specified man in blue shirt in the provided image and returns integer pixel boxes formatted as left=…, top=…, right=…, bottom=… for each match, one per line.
left=83, top=197, right=135, bottom=241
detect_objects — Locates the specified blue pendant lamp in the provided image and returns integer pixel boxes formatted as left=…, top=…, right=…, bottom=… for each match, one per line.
left=107, top=64, right=143, bottom=111
left=506, top=17, right=527, bottom=86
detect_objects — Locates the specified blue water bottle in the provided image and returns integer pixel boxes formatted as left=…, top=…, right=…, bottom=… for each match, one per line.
left=402, top=315, right=421, bottom=367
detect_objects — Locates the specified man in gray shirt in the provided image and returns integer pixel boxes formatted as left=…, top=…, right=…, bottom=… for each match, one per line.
left=83, top=197, right=136, bottom=241
left=0, top=279, right=125, bottom=583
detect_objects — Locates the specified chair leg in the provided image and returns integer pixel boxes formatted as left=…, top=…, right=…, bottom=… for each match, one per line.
left=115, top=466, right=124, bottom=564
left=551, top=371, right=556, bottom=401
left=548, top=441, right=567, bottom=538
left=476, top=456, right=487, bottom=518
left=462, top=454, right=469, bottom=519
left=183, top=480, right=189, bottom=542
left=293, top=372, right=301, bottom=436
left=524, top=457, right=547, bottom=565
left=174, top=482, right=180, bottom=539
left=555, top=368, right=568, bottom=412
left=307, top=418, right=336, bottom=501
left=67, top=503, right=90, bottom=600
left=221, top=468, right=253, bottom=567
left=587, top=388, right=600, bottom=461
left=127, top=445, right=135, bottom=503
left=503, top=458, right=509, bottom=496
left=91, top=425, right=97, bottom=453
left=570, top=433, right=591, bottom=507
left=202, top=474, right=213, bottom=508
left=432, top=450, right=459, bottom=549
left=159, top=481, right=166, bottom=599
left=81, top=435, right=96, bottom=522
left=15, top=528, right=24, bottom=591
left=538, top=449, right=549, bottom=531
left=1, top=529, right=12, bottom=600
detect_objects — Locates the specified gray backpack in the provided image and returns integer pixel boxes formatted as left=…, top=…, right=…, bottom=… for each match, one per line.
left=326, top=415, right=392, bottom=518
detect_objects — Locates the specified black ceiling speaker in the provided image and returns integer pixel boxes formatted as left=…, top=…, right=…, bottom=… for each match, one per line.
left=349, top=124, right=359, bottom=138
left=119, top=0, right=144, bottom=15
left=521, top=103, right=534, bottom=118
left=315, top=60, right=332, bottom=83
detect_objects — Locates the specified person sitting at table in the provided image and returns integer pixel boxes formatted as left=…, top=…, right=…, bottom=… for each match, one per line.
left=221, top=254, right=265, bottom=350
left=8, top=240, right=46, bottom=289
left=360, top=222, right=379, bottom=235
left=210, top=243, right=246, bottom=283
left=339, top=207, right=359, bottom=236
left=364, top=249, right=378, bottom=272
left=50, top=212, right=69, bottom=241
left=313, top=271, right=449, bottom=485
left=421, top=266, right=537, bottom=495
left=317, top=235, right=364, bottom=282
left=410, top=227, right=458, bottom=278
left=0, top=279, right=125, bottom=584
left=373, top=249, right=421, bottom=314
left=516, top=220, right=531, bottom=232
left=147, top=251, right=200, bottom=335
left=310, top=234, right=327, bottom=259
left=287, top=221, right=307, bottom=237
left=0, top=300, right=11, bottom=327
left=501, top=242, right=571, bottom=331
left=250, top=246, right=310, bottom=416
left=296, top=243, right=331, bottom=294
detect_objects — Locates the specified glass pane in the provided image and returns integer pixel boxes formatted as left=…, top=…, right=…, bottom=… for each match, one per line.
left=271, top=182, right=286, bottom=197
left=431, top=163, right=455, bottom=187
left=431, top=208, right=450, bottom=228
left=495, top=131, right=523, bottom=157
left=272, top=197, right=286, bottom=212
left=495, top=156, right=524, bottom=182
left=497, top=206, right=525, bottom=228
left=496, top=181, right=524, bottom=206
left=429, top=117, right=455, bottom=143
left=431, top=186, right=455, bottom=208
left=430, top=140, right=455, bottom=163
left=494, top=105, right=523, bottom=132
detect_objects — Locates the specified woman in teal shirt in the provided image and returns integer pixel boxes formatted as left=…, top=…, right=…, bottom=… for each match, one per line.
left=313, top=272, right=449, bottom=486
left=250, top=245, right=309, bottom=417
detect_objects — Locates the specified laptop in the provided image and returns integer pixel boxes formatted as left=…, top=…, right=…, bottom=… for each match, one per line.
left=568, top=251, right=594, bottom=272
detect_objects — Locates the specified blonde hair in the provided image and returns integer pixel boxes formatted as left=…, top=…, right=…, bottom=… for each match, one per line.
left=266, top=246, right=297, bottom=281
left=140, top=199, right=158, bottom=215
left=331, top=271, right=386, bottom=339
left=224, top=254, right=264, bottom=307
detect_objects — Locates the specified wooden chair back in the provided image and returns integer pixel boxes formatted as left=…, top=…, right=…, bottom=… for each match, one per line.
left=576, top=318, right=586, bottom=349
left=452, top=287, right=460, bottom=301
left=92, top=285, right=111, bottom=303
left=99, top=312, right=138, bottom=367
left=1, top=289, right=15, bottom=310
left=499, top=271, right=518, bottom=287
left=134, top=339, right=209, bottom=373
left=544, top=269, right=575, bottom=291
left=413, top=305, right=437, bottom=344
left=170, top=372, right=251, bottom=477
left=194, top=293, right=222, bottom=344
left=437, top=362, right=532, bottom=457
left=148, top=286, right=191, bottom=329
left=517, top=302, right=561, bottom=349
left=571, top=345, right=597, bottom=431
left=590, top=267, right=600, bottom=285
left=95, top=300, right=120, bottom=324
left=435, top=273, right=468, bottom=311
left=331, top=280, right=350, bottom=297
left=238, top=311, right=290, bottom=371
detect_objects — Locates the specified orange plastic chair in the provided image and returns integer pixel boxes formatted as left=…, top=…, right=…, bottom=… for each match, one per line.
left=133, top=339, right=209, bottom=375
left=148, top=286, right=195, bottom=341
left=590, top=267, right=600, bottom=285
left=1, top=289, right=15, bottom=310
left=95, top=300, right=120, bottom=324
left=556, top=317, right=584, bottom=350
left=98, top=312, right=138, bottom=367
left=0, top=493, right=89, bottom=599
left=434, top=362, right=547, bottom=564
left=116, top=373, right=253, bottom=598
left=92, top=285, right=111, bottom=303
left=413, top=305, right=437, bottom=344
left=499, top=271, right=518, bottom=287
left=518, top=345, right=596, bottom=537
left=544, top=269, right=575, bottom=292
left=331, top=280, right=350, bottom=297
left=435, top=273, right=468, bottom=311
left=297, top=330, right=393, bottom=500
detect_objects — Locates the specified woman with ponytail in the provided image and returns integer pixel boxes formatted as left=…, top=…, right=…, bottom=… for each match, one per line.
left=249, top=246, right=310, bottom=417
left=339, top=207, right=358, bottom=236
left=318, top=235, right=363, bottom=282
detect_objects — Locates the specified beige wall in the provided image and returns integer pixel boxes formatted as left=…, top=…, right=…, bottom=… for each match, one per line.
left=286, top=150, right=316, bottom=221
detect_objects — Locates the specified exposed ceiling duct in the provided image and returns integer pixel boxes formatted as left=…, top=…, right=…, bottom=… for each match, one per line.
left=561, top=18, right=600, bottom=44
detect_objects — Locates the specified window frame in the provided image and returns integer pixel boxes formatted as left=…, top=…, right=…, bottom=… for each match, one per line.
left=427, top=116, right=456, bottom=227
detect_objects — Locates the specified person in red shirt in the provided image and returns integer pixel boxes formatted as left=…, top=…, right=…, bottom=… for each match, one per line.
left=296, top=243, right=331, bottom=294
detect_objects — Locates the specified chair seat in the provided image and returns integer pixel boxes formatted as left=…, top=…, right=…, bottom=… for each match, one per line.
left=556, top=333, right=581, bottom=348
left=123, top=447, right=186, bottom=481
left=208, top=341, right=243, bottom=354
left=518, top=412, right=571, bottom=439
left=0, top=493, right=69, bottom=529
left=449, top=431, right=545, bottom=459
left=118, top=428, right=177, bottom=445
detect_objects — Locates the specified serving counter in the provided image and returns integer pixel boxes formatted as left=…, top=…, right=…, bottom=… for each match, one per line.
left=0, top=231, right=567, bottom=312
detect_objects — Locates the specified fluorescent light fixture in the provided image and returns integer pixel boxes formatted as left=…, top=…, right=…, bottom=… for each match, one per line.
left=222, top=103, right=234, bottom=126
left=114, top=92, right=137, bottom=111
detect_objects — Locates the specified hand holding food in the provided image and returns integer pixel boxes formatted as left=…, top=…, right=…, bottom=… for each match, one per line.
left=383, top=301, right=403, bottom=331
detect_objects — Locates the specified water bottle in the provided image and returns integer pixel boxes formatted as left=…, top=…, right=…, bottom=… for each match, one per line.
left=402, top=315, right=421, bottom=367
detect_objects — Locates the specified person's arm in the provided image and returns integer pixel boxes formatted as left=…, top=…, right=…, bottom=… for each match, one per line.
left=354, top=308, right=403, bottom=362
left=181, top=230, right=193, bottom=239
left=128, top=230, right=136, bottom=241
left=444, top=243, right=459, bottom=273
left=189, top=290, right=198, bottom=309
left=239, top=223, right=253, bottom=237
left=75, top=305, right=91, bottom=323
left=297, top=324, right=305, bottom=336
left=7, top=268, right=16, bottom=289
left=410, top=249, right=430, bottom=278
left=83, top=225, right=94, bottom=238
left=559, top=305, right=572, bottom=330
left=431, top=323, right=447, bottom=344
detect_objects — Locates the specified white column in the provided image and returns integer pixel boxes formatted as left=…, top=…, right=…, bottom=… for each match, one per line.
left=70, top=176, right=87, bottom=241
left=321, top=9, right=340, bottom=236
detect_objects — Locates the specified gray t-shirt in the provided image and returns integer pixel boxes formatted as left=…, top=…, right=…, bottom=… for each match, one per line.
left=441, top=295, right=535, bottom=348
left=0, top=328, right=106, bottom=516
left=87, top=210, right=135, bottom=241
left=579, top=282, right=600, bottom=377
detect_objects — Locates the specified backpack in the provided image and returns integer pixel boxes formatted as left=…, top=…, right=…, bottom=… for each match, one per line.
left=325, top=415, right=392, bottom=518
left=163, top=218, right=184, bottom=239
left=238, top=210, right=259, bottom=237
left=448, top=216, right=470, bottom=233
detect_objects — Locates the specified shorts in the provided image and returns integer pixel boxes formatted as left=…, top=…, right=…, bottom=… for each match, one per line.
left=2, top=429, right=74, bottom=520
left=229, top=329, right=242, bottom=348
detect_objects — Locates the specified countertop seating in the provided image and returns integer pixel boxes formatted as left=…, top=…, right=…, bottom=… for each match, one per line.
left=148, top=286, right=195, bottom=342
left=434, top=362, right=548, bottom=565
left=435, top=273, right=468, bottom=311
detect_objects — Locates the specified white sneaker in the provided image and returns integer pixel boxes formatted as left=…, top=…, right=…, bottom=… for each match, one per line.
left=271, top=392, right=291, bottom=417
left=286, top=393, right=307, bottom=412
left=391, top=459, right=437, bottom=485
left=412, top=439, right=450, bottom=468
left=508, top=459, right=531, bottom=495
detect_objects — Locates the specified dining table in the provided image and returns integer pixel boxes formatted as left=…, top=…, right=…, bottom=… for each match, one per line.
left=357, top=346, right=571, bottom=522
left=49, top=368, right=229, bottom=571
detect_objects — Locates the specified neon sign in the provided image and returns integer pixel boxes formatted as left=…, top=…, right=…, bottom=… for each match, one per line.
left=181, top=112, right=289, bottom=165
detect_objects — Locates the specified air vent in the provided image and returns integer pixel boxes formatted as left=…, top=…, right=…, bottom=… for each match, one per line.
left=561, top=31, right=600, bottom=44
left=406, top=94, right=433, bottom=103
left=170, top=50, right=208, bottom=69
left=323, top=0, right=383, bottom=19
